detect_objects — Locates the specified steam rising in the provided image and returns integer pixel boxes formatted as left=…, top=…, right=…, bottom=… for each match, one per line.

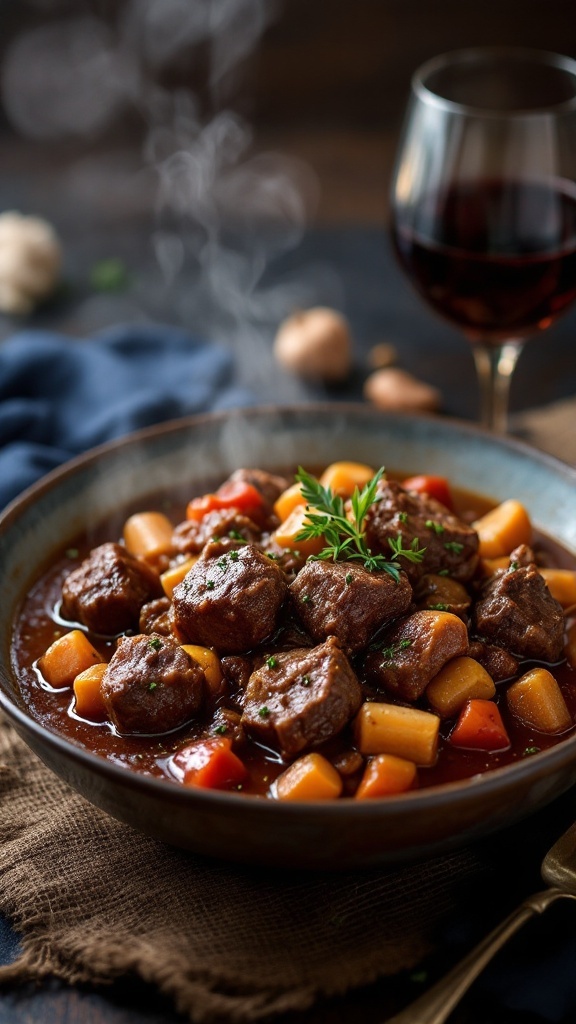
left=1, top=1, right=331, bottom=394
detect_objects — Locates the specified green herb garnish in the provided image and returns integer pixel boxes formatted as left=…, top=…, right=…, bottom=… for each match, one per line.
left=65, top=547, right=79, bottom=559
left=214, top=724, right=227, bottom=735
left=258, top=706, right=271, bottom=718
left=444, top=541, right=464, bottom=554
left=148, top=681, right=158, bottom=691
left=425, top=519, right=445, bottom=534
left=205, top=580, right=215, bottom=590
left=148, top=637, right=163, bottom=651
left=266, top=656, right=278, bottom=669
left=295, top=467, right=425, bottom=580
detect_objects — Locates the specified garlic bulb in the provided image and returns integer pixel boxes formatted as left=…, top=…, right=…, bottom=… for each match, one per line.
left=0, top=212, right=62, bottom=315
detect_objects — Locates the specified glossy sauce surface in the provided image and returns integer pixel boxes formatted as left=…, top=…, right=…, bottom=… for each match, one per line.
left=10, top=473, right=576, bottom=797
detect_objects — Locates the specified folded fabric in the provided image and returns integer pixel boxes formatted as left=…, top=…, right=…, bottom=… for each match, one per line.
left=0, top=324, right=251, bottom=509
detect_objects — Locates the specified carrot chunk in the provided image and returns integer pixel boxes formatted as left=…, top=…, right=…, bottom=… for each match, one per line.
left=449, top=699, right=510, bottom=751
left=73, top=662, right=108, bottom=720
left=174, top=737, right=248, bottom=790
left=272, top=504, right=326, bottom=557
left=273, top=481, right=306, bottom=522
left=39, top=630, right=103, bottom=688
left=538, top=569, right=576, bottom=608
left=473, top=500, right=532, bottom=559
left=160, top=557, right=198, bottom=598
left=319, top=461, right=376, bottom=497
left=355, top=754, right=417, bottom=799
left=186, top=480, right=264, bottom=522
left=274, top=753, right=343, bottom=801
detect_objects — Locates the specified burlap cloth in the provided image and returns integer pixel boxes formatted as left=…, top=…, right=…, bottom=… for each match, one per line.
left=0, top=398, right=575, bottom=1024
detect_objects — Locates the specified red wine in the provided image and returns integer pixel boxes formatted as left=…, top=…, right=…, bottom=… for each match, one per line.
left=392, top=179, right=576, bottom=341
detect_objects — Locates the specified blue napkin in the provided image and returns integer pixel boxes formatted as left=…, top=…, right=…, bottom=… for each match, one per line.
left=0, top=324, right=251, bottom=509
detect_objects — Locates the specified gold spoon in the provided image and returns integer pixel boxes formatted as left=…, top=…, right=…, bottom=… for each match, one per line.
left=386, top=819, right=576, bottom=1024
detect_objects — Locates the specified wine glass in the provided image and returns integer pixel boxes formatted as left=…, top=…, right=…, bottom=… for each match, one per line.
left=390, top=47, right=576, bottom=433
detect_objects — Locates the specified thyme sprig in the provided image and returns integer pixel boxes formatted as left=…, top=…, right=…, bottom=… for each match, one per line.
left=295, top=466, right=426, bottom=581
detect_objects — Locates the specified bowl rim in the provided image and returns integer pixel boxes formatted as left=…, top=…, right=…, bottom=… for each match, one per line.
left=2, top=401, right=576, bottom=818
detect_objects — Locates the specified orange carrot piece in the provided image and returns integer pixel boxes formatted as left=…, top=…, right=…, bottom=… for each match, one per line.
left=275, top=753, right=343, bottom=801
left=273, top=481, right=306, bottom=522
left=355, top=754, right=417, bottom=799
left=319, top=461, right=376, bottom=497
left=272, top=504, right=325, bottom=557
left=160, top=557, right=198, bottom=598
left=174, top=737, right=248, bottom=790
left=39, top=630, right=103, bottom=688
left=450, top=699, right=510, bottom=751
left=473, top=500, right=532, bottom=559
left=73, top=662, right=108, bottom=720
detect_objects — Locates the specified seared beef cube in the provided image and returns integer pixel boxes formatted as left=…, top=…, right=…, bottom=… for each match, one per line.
left=172, top=541, right=287, bottom=654
left=172, top=509, right=262, bottom=556
left=221, top=654, right=253, bottom=695
left=61, top=542, right=163, bottom=635
left=242, top=636, right=361, bottom=758
left=467, top=639, right=519, bottom=682
left=414, top=574, right=471, bottom=618
left=139, top=597, right=172, bottom=636
left=228, top=468, right=290, bottom=508
left=290, top=560, right=412, bottom=653
left=101, top=633, right=205, bottom=735
left=364, top=480, right=479, bottom=582
left=472, top=562, right=565, bottom=662
left=365, top=610, right=469, bottom=702
left=509, top=544, right=536, bottom=567
left=211, top=707, right=247, bottom=746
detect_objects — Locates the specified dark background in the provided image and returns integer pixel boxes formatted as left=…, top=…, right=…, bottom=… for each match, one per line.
left=0, top=1, right=575, bottom=420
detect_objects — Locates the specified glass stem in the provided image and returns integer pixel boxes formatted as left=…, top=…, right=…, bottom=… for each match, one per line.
left=471, top=340, right=524, bottom=434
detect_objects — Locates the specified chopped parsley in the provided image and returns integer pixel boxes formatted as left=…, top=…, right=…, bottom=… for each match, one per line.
left=229, top=529, right=244, bottom=540
left=229, top=550, right=239, bottom=562
left=523, top=745, right=541, bottom=756
left=65, top=547, right=79, bottom=559
left=258, top=706, right=271, bottom=718
left=148, top=637, right=163, bottom=651
left=266, top=656, right=278, bottom=669
left=429, top=602, right=449, bottom=611
left=381, top=638, right=412, bottom=661
left=148, top=681, right=158, bottom=691
left=345, top=573, right=353, bottom=585
left=301, top=675, right=311, bottom=687
left=398, top=511, right=408, bottom=523
left=444, top=541, right=464, bottom=554
left=510, top=561, right=520, bottom=571
left=214, top=724, right=227, bottom=735
left=437, top=569, right=450, bottom=577
left=217, top=557, right=228, bottom=571
left=205, top=580, right=215, bottom=590
left=425, top=519, right=445, bottom=534
left=301, top=594, right=311, bottom=603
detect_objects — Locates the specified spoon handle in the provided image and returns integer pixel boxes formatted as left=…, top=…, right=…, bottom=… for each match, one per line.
left=385, top=887, right=572, bottom=1024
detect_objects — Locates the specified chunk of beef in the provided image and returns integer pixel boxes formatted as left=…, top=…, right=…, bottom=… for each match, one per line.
left=364, top=480, right=479, bottom=582
left=414, top=574, right=471, bottom=618
left=61, top=542, right=163, bottom=635
left=171, top=509, right=262, bottom=557
left=101, top=633, right=205, bottom=735
left=139, top=597, right=172, bottom=636
left=467, top=639, right=519, bottom=682
left=172, top=541, right=287, bottom=654
left=228, top=467, right=289, bottom=508
left=365, top=610, right=469, bottom=702
left=210, top=707, right=247, bottom=747
left=220, top=655, right=253, bottom=694
left=471, top=562, right=565, bottom=662
left=242, top=636, right=362, bottom=758
left=509, top=544, right=536, bottom=568
left=290, top=560, right=412, bottom=654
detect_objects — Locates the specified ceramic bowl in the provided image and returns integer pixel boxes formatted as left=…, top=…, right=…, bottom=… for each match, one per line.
left=1, top=404, right=576, bottom=869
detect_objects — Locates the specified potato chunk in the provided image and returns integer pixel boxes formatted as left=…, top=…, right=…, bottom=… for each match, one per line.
left=354, top=702, right=440, bottom=766
left=426, top=657, right=496, bottom=718
left=506, top=668, right=572, bottom=735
